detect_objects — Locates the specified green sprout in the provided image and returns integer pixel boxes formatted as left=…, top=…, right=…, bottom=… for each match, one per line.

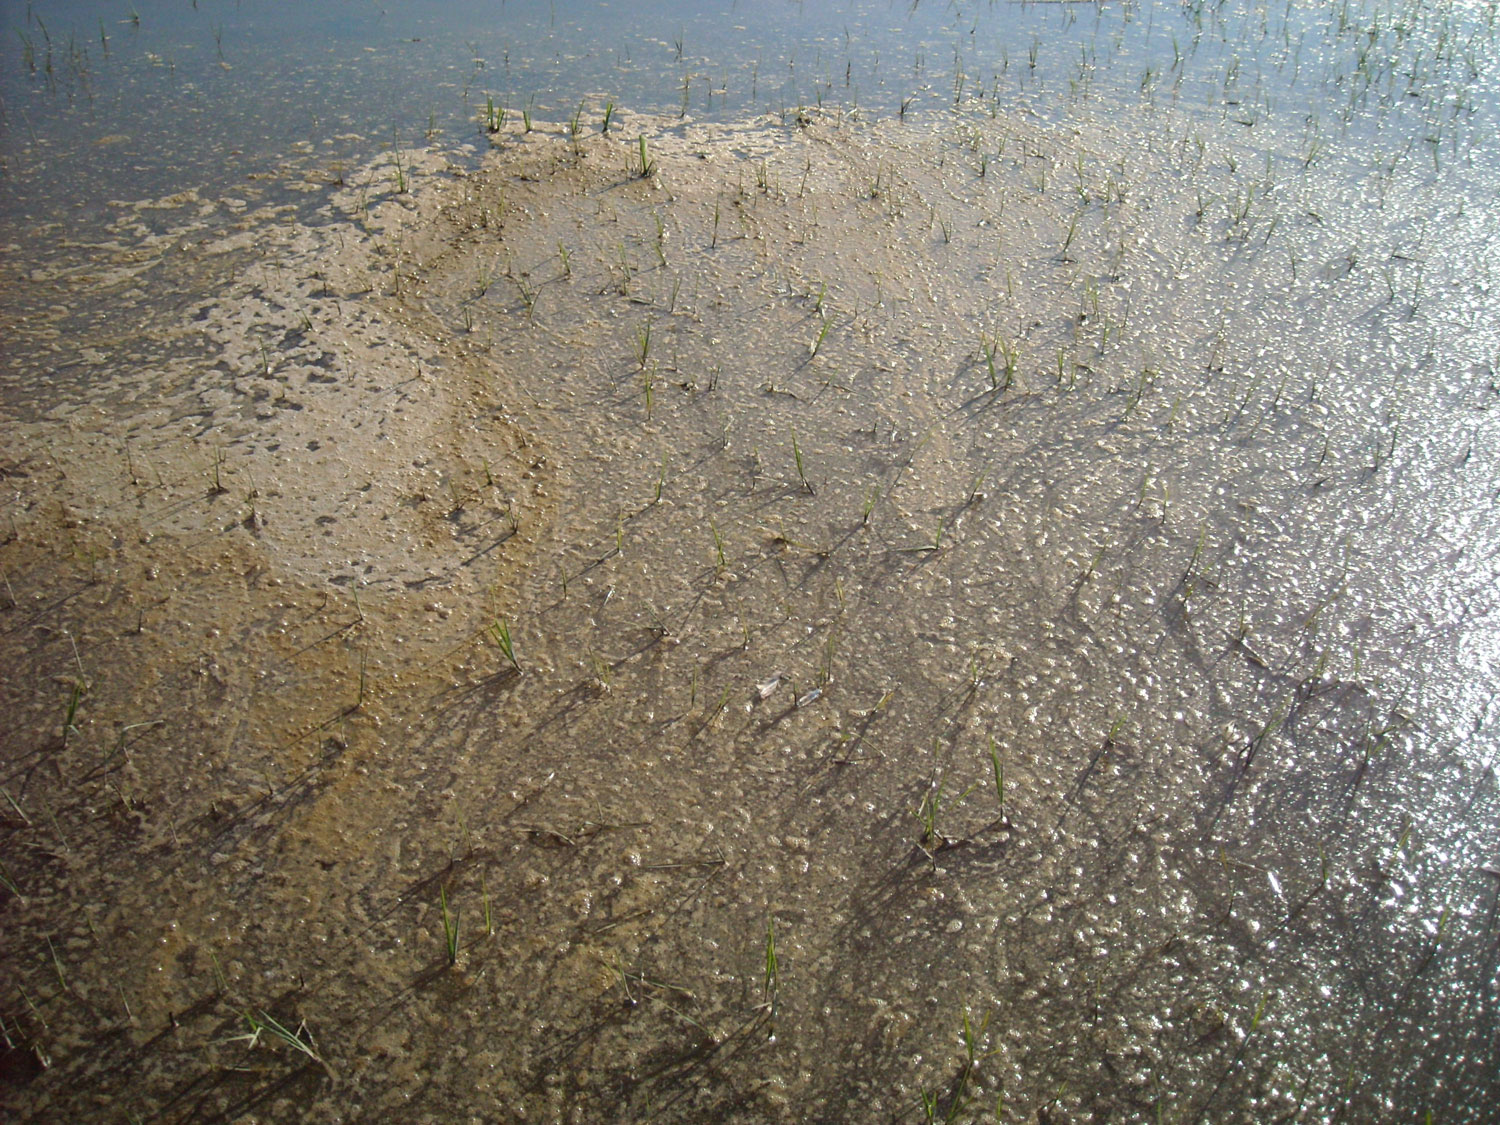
left=489, top=618, right=521, bottom=674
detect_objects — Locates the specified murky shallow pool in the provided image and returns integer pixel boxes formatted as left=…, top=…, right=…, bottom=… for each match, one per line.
left=2, top=1, right=1498, bottom=1122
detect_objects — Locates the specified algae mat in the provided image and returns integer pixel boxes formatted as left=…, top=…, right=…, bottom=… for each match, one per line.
left=2, top=106, right=1498, bottom=1122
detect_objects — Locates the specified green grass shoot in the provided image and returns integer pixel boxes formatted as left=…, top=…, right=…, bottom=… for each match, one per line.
left=762, top=913, right=780, bottom=1032
left=489, top=618, right=521, bottom=674
left=809, top=314, right=833, bottom=357
left=61, top=680, right=84, bottom=747
left=710, top=519, right=726, bottom=569
left=228, top=1009, right=324, bottom=1067
left=790, top=428, right=813, bottom=493
left=0, top=857, right=23, bottom=900
left=980, top=333, right=999, bottom=388
left=989, top=735, right=1005, bottom=822
left=440, top=885, right=460, bottom=966
left=635, top=317, right=652, bottom=368
left=916, top=777, right=945, bottom=846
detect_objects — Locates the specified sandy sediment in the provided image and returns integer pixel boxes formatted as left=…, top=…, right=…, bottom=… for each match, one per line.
left=2, top=103, right=1494, bottom=1121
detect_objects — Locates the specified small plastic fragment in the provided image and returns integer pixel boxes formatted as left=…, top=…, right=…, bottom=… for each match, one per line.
left=756, top=674, right=784, bottom=700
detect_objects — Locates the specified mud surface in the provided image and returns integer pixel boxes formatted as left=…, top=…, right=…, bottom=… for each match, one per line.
left=3, top=87, right=1499, bottom=1125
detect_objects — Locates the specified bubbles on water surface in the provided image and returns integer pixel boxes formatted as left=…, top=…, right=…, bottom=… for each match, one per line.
left=3, top=0, right=1500, bottom=1120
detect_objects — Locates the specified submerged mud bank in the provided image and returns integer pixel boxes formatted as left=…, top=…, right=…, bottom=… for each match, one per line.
left=3, top=105, right=1498, bottom=1122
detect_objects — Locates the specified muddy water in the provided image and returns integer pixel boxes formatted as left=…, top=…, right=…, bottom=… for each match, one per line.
left=4, top=3, right=1500, bottom=1124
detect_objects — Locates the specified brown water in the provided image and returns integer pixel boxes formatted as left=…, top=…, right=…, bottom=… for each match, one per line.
left=3, top=2, right=1499, bottom=1123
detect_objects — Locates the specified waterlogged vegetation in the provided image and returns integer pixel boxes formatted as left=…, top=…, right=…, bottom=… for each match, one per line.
left=2, top=0, right=1499, bottom=1121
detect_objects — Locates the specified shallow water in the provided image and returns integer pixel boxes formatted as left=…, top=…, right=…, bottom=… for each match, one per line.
left=3, top=1, right=1499, bottom=1122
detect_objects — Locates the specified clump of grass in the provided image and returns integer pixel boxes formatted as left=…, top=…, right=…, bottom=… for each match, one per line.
left=915, top=777, right=946, bottom=848
left=921, top=1007, right=998, bottom=1123
left=634, top=317, right=653, bottom=369
left=978, top=334, right=1002, bottom=387
left=515, top=274, right=538, bottom=319
left=915, top=770, right=978, bottom=856
left=489, top=618, right=521, bottom=674
left=637, top=135, right=656, bottom=178
left=226, top=1009, right=330, bottom=1077
left=989, top=734, right=1007, bottom=825
left=978, top=332, right=1019, bottom=391
left=483, top=95, right=504, bottom=134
